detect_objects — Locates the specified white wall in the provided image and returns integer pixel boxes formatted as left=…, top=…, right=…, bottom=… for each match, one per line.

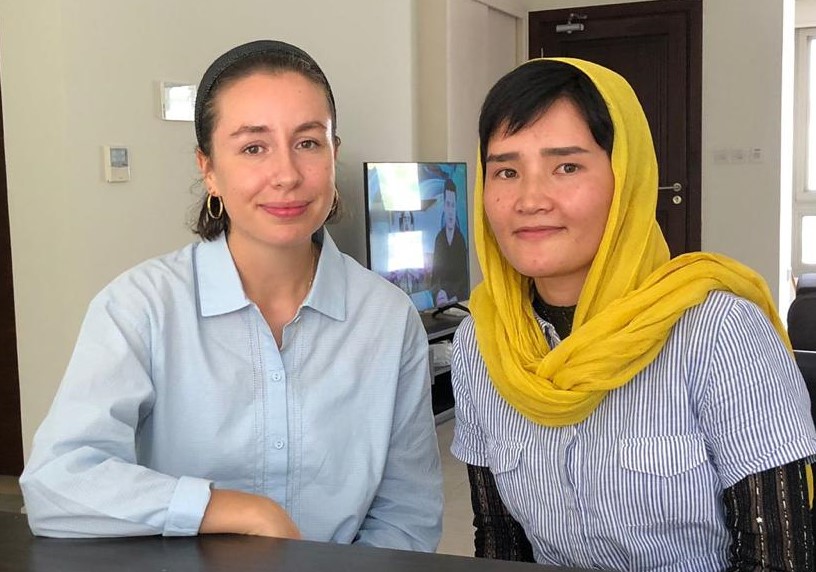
left=524, top=0, right=794, bottom=310
left=798, top=0, right=816, bottom=26
left=447, top=0, right=520, bottom=287
left=0, top=0, right=416, bottom=456
left=416, top=0, right=521, bottom=290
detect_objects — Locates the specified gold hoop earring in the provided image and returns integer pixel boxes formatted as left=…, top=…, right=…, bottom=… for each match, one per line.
left=207, top=194, right=223, bottom=220
left=327, top=187, right=339, bottom=219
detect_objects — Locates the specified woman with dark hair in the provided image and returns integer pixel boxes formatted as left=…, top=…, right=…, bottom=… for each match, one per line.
left=21, top=40, right=442, bottom=550
left=451, top=58, right=816, bottom=569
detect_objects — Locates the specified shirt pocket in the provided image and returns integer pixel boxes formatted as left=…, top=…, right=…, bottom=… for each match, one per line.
left=486, top=439, right=525, bottom=516
left=617, top=433, right=714, bottom=525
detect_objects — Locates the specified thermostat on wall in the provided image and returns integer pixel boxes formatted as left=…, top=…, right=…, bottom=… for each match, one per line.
left=103, top=145, right=130, bottom=183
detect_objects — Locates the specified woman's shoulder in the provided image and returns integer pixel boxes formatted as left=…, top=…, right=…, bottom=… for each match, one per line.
left=454, top=314, right=476, bottom=339
left=93, top=241, right=198, bottom=309
left=451, top=315, right=477, bottom=353
left=681, top=289, right=770, bottom=328
left=668, top=289, right=786, bottom=371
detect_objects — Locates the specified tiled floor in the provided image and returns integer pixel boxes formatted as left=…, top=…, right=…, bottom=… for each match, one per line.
left=0, top=421, right=474, bottom=555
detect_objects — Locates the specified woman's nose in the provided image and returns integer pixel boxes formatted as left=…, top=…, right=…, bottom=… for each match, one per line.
left=515, top=174, right=554, bottom=213
left=268, top=148, right=302, bottom=189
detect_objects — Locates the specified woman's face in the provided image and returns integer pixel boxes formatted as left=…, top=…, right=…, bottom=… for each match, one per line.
left=483, top=97, right=614, bottom=304
left=198, top=71, right=337, bottom=251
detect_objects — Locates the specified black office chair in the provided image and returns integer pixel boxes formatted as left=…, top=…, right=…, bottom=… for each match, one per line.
left=795, top=350, right=816, bottom=430
left=794, top=349, right=816, bottom=535
left=789, top=274, right=816, bottom=351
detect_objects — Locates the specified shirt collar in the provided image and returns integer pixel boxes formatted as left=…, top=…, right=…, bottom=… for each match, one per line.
left=305, top=228, right=347, bottom=321
left=195, top=229, right=348, bottom=320
left=196, top=233, right=251, bottom=317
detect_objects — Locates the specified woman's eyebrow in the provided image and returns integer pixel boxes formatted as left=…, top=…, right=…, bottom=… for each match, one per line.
left=486, top=146, right=590, bottom=163
left=540, top=145, right=590, bottom=157
left=485, top=151, right=519, bottom=163
left=229, top=124, right=269, bottom=137
left=293, top=120, right=328, bottom=134
left=228, top=120, right=328, bottom=138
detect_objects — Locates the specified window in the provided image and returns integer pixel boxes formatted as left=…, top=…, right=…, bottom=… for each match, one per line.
left=804, top=215, right=816, bottom=264
left=794, top=27, right=816, bottom=276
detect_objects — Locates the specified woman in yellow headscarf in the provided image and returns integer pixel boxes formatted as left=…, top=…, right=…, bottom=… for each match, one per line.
left=450, top=58, right=816, bottom=570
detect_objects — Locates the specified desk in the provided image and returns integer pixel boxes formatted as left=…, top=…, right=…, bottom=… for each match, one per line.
left=421, top=311, right=466, bottom=424
left=0, top=512, right=590, bottom=572
left=421, top=311, right=466, bottom=343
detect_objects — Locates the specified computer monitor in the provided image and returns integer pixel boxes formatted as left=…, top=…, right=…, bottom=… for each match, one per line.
left=363, top=162, right=469, bottom=312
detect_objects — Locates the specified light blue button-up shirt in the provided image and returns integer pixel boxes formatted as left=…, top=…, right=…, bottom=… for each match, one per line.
left=452, top=291, right=816, bottom=570
left=21, top=231, right=443, bottom=550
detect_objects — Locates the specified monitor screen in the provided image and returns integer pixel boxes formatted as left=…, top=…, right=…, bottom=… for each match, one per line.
left=363, top=162, right=469, bottom=312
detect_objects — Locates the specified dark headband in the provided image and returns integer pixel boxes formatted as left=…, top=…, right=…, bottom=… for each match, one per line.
left=194, top=39, right=336, bottom=148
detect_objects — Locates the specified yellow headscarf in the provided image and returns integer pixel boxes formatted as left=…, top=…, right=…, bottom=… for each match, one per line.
left=469, top=57, right=791, bottom=428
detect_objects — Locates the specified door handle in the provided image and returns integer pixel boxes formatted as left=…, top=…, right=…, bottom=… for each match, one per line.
left=658, top=183, right=683, bottom=192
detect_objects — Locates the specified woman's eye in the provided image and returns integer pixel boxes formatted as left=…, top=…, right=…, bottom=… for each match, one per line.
left=495, top=168, right=518, bottom=180
left=297, top=139, right=320, bottom=150
left=556, top=163, right=580, bottom=174
left=243, top=145, right=263, bottom=155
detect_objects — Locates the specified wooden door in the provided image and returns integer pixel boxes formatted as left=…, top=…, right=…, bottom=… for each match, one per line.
left=0, top=75, right=23, bottom=476
left=529, top=0, right=702, bottom=256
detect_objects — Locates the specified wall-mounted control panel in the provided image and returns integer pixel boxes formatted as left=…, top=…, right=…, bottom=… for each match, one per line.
left=103, top=145, right=130, bottom=183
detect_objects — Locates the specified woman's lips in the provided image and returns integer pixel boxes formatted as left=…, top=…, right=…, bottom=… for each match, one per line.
left=260, top=203, right=309, bottom=218
left=513, top=225, right=564, bottom=239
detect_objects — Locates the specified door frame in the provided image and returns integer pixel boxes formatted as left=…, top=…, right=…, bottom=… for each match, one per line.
left=0, top=72, right=23, bottom=476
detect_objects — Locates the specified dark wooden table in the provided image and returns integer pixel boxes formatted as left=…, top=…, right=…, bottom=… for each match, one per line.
left=0, top=512, right=590, bottom=571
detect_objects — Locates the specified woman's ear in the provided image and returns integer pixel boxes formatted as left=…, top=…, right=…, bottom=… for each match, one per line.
left=196, top=149, right=217, bottom=195
left=333, top=135, right=341, bottom=160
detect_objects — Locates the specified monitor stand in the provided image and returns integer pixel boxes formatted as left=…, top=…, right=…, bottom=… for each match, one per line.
left=431, top=302, right=470, bottom=318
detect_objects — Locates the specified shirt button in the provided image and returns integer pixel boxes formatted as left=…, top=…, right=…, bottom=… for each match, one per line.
left=274, top=439, right=286, bottom=450
left=272, top=372, right=282, bottom=382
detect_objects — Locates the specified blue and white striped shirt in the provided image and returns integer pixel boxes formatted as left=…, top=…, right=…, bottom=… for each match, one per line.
left=22, top=231, right=443, bottom=550
left=451, top=290, right=816, bottom=570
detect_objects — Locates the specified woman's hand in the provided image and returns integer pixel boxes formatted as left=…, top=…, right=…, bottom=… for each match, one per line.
left=199, top=489, right=301, bottom=539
